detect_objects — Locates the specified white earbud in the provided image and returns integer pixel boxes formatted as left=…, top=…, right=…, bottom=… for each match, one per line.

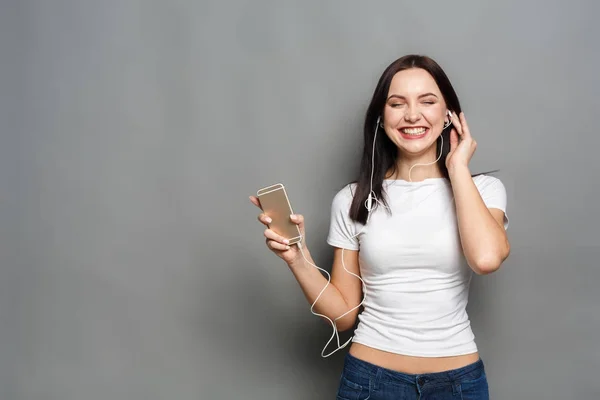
left=443, top=110, right=453, bottom=129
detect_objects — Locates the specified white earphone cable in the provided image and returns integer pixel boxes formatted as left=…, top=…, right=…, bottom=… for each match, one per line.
left=299, top=117, right=385, bottom=358
left=297, top=233, right=366, bottom=357
left=301, top=111, right=450, bottom=357
left=408, top=135, right=444, bottom=182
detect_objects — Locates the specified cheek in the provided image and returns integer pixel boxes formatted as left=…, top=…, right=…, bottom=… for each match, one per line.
left=423, top=108, right=445, bottom=125
left=384, top=107, right=404, bottom=124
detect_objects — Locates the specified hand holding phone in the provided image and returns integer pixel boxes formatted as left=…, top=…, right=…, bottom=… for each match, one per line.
left=249, top=183, right=305, bottom=264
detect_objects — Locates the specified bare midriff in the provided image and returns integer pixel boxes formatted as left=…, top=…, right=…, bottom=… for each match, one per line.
left=349, top=342, right=480, bottom=375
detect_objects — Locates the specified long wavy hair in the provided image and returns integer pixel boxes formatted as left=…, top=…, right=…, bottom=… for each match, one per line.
left=348, top=55, right=487, bottom=224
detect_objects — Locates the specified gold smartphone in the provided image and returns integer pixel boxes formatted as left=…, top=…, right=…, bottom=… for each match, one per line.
left=256, top=183, right=303, bottom=245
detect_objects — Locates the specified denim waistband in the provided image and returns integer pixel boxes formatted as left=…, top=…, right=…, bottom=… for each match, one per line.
left=344, top=351, right=485, bottom=386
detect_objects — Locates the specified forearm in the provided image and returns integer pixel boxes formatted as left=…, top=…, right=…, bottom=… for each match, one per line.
left=287, top=247, right=358, bottom=330
left=450, top=166, right=510, bottom=274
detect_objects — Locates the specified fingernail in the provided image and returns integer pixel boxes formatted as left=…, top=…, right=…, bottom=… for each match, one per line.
left=286, top=245, right=291, bottom=250
left=284, top=239, right=289, bottom=244
left=266, top=217, right=272, bottom=223
left=290, top=214, right=296, bottom=219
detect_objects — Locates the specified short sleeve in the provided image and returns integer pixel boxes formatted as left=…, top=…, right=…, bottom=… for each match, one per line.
left=474, top=175, right=509, bottom=230
left=326, top=185, right=361, bottom=250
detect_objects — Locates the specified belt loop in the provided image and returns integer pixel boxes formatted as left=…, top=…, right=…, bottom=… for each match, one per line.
left=452, top=381, right=461, bottom=395
left=372, top=367, right=383, bottom=391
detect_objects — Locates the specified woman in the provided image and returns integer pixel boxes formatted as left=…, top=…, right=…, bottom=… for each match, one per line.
left=250, top=55, right=510, bottom=399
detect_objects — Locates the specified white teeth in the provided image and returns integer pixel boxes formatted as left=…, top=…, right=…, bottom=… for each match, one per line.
left=401, top=127, right=427, bottom=135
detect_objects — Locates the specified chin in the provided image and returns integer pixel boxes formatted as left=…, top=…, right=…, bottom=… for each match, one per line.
left=399, top=139, right=437, bottom=154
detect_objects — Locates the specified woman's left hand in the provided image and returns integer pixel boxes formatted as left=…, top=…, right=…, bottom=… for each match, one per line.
left=445, top=112, right=477, bottom=173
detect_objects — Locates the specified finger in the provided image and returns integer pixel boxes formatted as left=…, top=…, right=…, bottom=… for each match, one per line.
left=449, top=128, right=459, bottom=151
left=264, top=228, right=290, bottom=245
left=451, top=112, right=463, bottom=136
left=459, top=112, right=472, bottom=139
left=249, top=196, right=261, bottom=209
left=290, top=213, right=304, bottom=225
left=290, top=214, right=305, bottom=233
left=267, top=239, right=291, bottom=251
left=257, top=213, right=272, bottom=226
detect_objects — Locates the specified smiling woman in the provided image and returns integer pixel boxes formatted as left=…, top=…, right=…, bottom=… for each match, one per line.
left=349, top=56, right=465, bottom=224
left=250, top=54, right=509, bottom=400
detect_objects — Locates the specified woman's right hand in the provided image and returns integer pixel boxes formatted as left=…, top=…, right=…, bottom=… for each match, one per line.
left=249, top=195, right=307, bottom=265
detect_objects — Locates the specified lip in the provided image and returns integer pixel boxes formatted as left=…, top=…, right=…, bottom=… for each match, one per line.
left=398, top=127, right=429, bottom=140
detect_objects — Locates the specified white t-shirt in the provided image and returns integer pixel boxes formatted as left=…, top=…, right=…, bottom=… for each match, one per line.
left=326, top=175, right=508, bottom=357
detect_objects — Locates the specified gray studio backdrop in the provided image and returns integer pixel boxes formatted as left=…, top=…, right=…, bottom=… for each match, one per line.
left=5, top=0, right=599, bottom=399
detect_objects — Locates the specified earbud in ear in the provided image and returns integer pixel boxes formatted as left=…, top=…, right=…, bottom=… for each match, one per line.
left=443, top=110, right=453, bottom=129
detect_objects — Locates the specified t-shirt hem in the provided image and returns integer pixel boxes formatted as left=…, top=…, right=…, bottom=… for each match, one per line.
left=351, top=338, right=479, bottom=358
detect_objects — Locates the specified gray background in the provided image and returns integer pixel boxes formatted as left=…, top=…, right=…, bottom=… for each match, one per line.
left=3, top=0, right=599, bottom=399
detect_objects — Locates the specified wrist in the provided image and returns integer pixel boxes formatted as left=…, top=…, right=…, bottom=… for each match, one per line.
left=288, top=245, right=310, bottom=269
left=448, top=164, right=471, bottom=180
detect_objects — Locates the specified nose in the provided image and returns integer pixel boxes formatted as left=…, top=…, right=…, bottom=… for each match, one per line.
left=404, top=104, right=421, bottom=122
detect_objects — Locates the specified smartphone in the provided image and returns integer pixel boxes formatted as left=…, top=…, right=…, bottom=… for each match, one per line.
left=256, top=183, right=303, bottom=245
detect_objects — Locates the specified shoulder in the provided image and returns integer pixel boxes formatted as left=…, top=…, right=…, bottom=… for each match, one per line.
left=472, top=174, right=506, bottom=192
left=330, top=183, right=362, bottom=219
left=331, top=182, right=357, bottom=206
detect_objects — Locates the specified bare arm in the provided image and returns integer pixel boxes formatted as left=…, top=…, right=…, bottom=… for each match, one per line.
left=445, top=112, right=510, bottom=275
left=288, top=246, right=363, bottom=332
left=450, top=167, right=510, bottom=274
left=249, top=195, right=363, bottom=331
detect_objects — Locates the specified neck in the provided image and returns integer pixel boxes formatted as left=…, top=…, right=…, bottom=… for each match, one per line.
left=389, top=148, right=444, bottom=182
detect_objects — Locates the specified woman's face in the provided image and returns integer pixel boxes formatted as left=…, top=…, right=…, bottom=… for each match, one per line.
left=382, top=68, right=450, bottom=158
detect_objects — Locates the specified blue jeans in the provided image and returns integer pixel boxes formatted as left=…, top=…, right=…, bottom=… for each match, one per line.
left=336, top=352, right=489, bottom=400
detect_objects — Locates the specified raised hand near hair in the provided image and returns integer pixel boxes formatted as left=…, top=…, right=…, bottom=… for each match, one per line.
left=445, top=112, right=477, bottom=173
left=249, top=195, right=306, bottom=265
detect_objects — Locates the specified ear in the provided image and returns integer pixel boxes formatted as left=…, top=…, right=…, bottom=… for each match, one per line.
left=446, top=109, right=453, bottom=123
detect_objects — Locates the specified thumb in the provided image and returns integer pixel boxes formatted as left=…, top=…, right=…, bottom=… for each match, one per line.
left=290, top=214, right=305, bottom=236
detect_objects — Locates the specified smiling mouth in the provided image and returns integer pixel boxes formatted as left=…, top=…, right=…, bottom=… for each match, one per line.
left=398, top=127, right=428, bottom=138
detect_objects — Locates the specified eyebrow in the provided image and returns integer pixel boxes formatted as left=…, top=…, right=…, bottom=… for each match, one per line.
left=387, top=93, right=439, bottom=101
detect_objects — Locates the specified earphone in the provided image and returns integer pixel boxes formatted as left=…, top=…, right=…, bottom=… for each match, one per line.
left=443, top=109, right=453, bottom=129
left=366, top=116, right=384, bottom=213
left=295, top=110, right=453, bottom=357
